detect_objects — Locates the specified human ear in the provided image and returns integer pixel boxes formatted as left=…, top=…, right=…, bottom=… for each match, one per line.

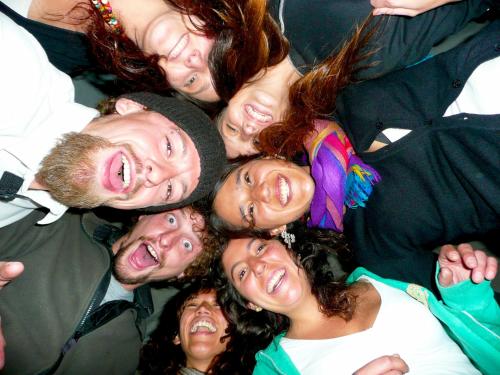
left=115, top=98, right=146, bottom=115
left=173, top=334, right=181, bottom=345
left=268, top=224, right=287, bottom=237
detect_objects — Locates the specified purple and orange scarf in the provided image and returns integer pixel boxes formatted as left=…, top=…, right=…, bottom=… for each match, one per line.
left=304, top=119, right=381, bottom=232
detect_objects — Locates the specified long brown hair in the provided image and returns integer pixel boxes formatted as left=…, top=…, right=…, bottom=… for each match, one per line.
left=258, top=16, right=379, bottom=158
left=165, top=0, right=289, bottom=102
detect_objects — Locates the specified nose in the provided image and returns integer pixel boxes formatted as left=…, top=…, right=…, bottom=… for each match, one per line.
left=251, top=182, right=270, bottom=203
left=185, top=49, right=203, bottom=69
left=249, top=258, right=266, bottom=276
left=195, top=302, right=212, bottom=315
left=158, top=232, right=173, bottom=250
left=242, top=122, right=259, bottom=137
left=143, top=159, right=175, bottom=187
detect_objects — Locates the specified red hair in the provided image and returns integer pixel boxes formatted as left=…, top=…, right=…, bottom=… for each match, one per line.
left=165, top=0, right=289, bottom=102
left=258, top=16, right=379, bottom=158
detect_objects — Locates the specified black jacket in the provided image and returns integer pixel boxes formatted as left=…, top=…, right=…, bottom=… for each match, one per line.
left=335, top=20, right=500, bottom=292
left=268, top=0, right=495, bottom=78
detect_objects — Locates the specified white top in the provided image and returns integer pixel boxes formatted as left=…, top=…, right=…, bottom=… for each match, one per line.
left=281, top=276, right=480, bottom=375
left=0, top=13, right=98, bottom=228
left=444, top=56, right=500, bottom=116
left=2, top=0, right=31, bottom=16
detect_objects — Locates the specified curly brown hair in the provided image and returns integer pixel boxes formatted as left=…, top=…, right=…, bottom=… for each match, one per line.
left=214, top=220, right=357, bottom=345
left=257, top=16, right=379, bottom=158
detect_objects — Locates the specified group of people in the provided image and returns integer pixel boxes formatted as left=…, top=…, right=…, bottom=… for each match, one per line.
left=0, top=0, right=499, bottom=374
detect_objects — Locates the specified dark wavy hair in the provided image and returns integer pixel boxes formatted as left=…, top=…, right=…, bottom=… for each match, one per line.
left=165, top=0, right=289, bottom=102
left=214, top=221, right=356, bottom=346
left=258, top=16, right=380, bottom=157
left=139, top=278, right=256, bottom=374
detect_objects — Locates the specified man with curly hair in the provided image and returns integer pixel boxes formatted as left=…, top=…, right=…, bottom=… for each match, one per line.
left=0, top=206, right=218, bottom=374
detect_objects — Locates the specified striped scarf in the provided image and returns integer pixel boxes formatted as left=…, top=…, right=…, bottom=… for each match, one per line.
left=304, top=119, right=381, bottom=232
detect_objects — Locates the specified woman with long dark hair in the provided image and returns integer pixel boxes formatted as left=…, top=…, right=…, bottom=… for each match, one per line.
left=217, top=223, right=499, bottom=374
left=139, top=278, right=257, bottom=374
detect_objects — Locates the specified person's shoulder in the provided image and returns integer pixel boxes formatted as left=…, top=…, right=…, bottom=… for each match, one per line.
left=0, top=12, right=49, bottom=72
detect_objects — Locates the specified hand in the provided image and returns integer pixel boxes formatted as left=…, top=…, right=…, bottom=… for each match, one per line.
left=438, top=244, right=498, bottom=287
left=370, top=0, right=460, bottom=17
left=353, top=354, right=409, bottom=375
left=0, top=261, right=24, bottom=290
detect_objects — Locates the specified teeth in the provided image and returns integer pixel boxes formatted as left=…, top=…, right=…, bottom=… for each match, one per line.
left=246, top=105, right=272, bottom=123
left=146, top=244, right=159, bottom=262
left=278, top=176, right=289, bottom=206
left=121, top=155, right=130, bottom=189
left=169, top=34, right=188, bottom=60
left=267, top=269, right=285, bottom=294
left=190, top=320, right=216, bottom=333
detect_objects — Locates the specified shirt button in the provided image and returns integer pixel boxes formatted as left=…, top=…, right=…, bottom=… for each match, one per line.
left=452, top=79, right=462, bottom=88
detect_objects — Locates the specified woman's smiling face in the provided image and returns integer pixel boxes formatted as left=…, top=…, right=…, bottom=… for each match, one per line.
left=140, top=4, right=218, bottom=102
left=213, top=158, right=315, bottom=230
left=216, top=59, right=298, bottom=158
left=222, top=238, right=309, bottom=314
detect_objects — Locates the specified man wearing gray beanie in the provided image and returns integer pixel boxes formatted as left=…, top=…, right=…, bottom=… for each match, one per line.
left=1, top=86, right=226, bottom=229
left=0, top=12, right=228, bottom=229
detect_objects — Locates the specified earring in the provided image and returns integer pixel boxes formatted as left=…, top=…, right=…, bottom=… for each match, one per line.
left=280, top=229, right=296, bottom=249
left=254, top=306, right=263, bottom=312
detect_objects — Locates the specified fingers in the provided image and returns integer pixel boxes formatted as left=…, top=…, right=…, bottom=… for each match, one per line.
left=0, top=262, right=24, bottom=289
left=471, top=250, right=498, bottom=283
left=438, top=244, right=460, bottom=264
left=438, top=266, right=453, bottom=287
left=484, top=256, right=498, bottom=281
left=353, top=354, right=409, bottom=375
left=471, top=250, right=487, bottom=284
left=456, top=243, right=477, bottom=269
left=438, top=244, right=498, bottom=286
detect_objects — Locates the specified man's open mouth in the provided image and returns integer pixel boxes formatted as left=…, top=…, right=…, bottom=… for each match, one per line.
left=104, top=151, right=132, bottom=193
left=129, top=242, right=160, bottom=270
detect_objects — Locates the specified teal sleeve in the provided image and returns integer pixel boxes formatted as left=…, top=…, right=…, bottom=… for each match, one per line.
left=436, top=264, right=500, bottom=336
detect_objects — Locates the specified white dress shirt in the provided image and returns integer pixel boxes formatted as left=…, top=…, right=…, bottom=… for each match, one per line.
left=0, top=12, right=98, bottom=228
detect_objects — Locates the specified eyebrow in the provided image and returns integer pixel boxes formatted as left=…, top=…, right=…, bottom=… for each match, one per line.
left=180, top=130, right=187, bottom=157
left=181, top=181, right=188, bottom=199
left=235, top=168, right=246, bottom=221
left=229, top=238, right=257, bottom=281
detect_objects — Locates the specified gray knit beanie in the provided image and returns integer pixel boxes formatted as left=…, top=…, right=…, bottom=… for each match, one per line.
left=121, top=92, right=227, bottom=212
